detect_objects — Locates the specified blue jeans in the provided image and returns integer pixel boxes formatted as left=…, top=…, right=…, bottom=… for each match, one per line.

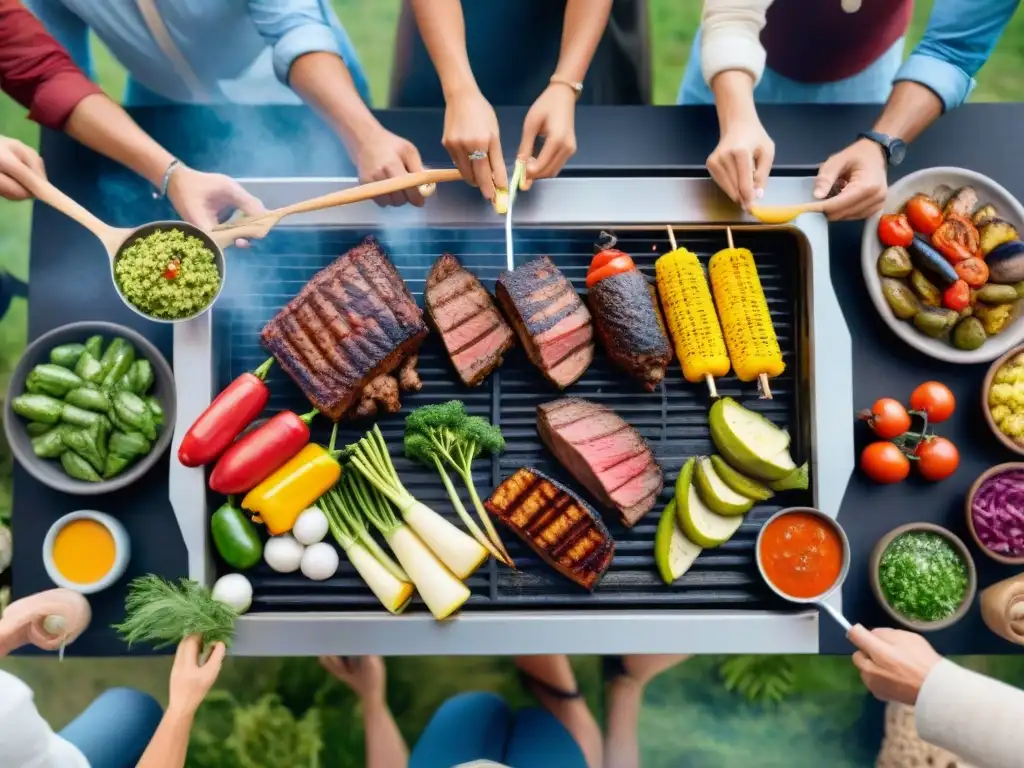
left=410, top=691, right=587, bottom=768
left=60, top=687, right=163, bottom=768
left=678, top=29, right=906, bottom=105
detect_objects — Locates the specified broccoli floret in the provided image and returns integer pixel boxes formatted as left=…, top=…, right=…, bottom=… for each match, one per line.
left=405, top=401, right=467, bottom=434
left=462, top=416, right=505, bottom=456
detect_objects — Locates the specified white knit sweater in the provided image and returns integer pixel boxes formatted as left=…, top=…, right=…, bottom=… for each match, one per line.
left=700, top=0, right=774, bottom=85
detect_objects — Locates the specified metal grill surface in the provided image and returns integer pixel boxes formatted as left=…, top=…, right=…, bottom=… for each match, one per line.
left=212, top=227, right=811, bottom=613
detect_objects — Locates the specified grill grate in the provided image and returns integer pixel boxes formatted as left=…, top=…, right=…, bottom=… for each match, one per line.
left=212, top=227, right=811, bottom=613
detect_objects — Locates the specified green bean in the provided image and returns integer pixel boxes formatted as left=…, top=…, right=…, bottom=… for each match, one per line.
left=108, top=430, right=151, bottom=459
left=100, top=339, right=135, bottom=389
left=128, top=359, right=154, bottom=394
left=12, top=394, right=62, bottom=424
left=73, top=350, right=104, bottom=384
left=84, top=335, right=104, bottom=361
left=31, top=428, right=66, bottom=459
left=60, top=451, right=101, bottom=482
left=145, top=397, right=164, bottom=429
left=65, top=387, right=110, bottom=414
left=49, top=343, right=85, bottom=370
left=102, top=453, right=131, bottom=479
left=113, top=391, right=156, bottom=441
left=61, top=403, right=104, bottom=428
left=61, top=427, right=105, bottom=473
left=25, top=422, right=53, bottom=437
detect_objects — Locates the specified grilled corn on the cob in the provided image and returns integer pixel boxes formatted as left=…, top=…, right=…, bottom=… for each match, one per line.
left=655, top=247, right=730, bottom=393
left=708, top=246, right=785, bottom=389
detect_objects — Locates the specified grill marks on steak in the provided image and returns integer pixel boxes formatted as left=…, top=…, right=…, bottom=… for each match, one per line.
left=496, top=257, right=594, bottom=389
left=261, top=236, right=427, bottom=420
left=589, top=270, right=672, bottom=391
left=537, top=398, right=663, bottom=527
left=425, top=254, right=514, bottom=386
left=485, top=467, right=614, bottom=590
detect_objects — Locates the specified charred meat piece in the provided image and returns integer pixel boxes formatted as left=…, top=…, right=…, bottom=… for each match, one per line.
left=496, top=257, right=594, bottom=389
left=537, top=398, right=663, bottom=527
left=588, top=234, right=672, bottom=391
left=261, top=236, right=428, bottom=420
left=426, top=253, right=514, bottom=386
left=485, top=467, right=614, bottom=590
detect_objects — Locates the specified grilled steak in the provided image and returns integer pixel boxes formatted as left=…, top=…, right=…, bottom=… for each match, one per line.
left=261, top=236, right=428, bottom=420
left=485, top=467, right=614, bottom=590
left=537, top=398, right=663, bottom=527
left=496, top=257, right=594, bottom=389
left=425, top=253, right=514, bottom=386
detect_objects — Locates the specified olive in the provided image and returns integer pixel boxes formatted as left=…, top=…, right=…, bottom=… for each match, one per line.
left=976, top=284, right=1020, bottom=305
left=881, top=278, right=920, bottom=320
left=877, top=246, right=912, bottom=278
left=910, top=269, right=942, bottom=307
left=952, top=317, right=987, bottom=350
left=913, top=306, right=959, bottom=338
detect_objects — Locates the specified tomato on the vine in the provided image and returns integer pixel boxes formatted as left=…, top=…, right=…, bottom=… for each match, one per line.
left=863, top=397, right=911, bottom=439
left=914, top=437, right=959, bottom=481
left=878, top=214, right=914, bottom=247
left=909, top=382, right=956, bottom=423
left=861, top=442, right=911, bottom=484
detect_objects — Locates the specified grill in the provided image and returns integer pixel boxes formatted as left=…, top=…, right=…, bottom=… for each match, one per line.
left=168, top=175, right=853, bottom=655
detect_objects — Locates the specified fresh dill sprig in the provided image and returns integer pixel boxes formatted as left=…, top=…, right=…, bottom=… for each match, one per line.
left=112, top=575, right=237, bottom=651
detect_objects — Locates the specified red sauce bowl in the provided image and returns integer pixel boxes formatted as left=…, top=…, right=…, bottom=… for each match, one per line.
left=755, top=507, right=851, bottom=606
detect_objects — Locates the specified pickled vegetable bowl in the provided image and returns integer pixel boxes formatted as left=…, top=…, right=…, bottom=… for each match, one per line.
left=114, top=228, right=221, bottom=320
left=875, top=184, right=1024, bottom=352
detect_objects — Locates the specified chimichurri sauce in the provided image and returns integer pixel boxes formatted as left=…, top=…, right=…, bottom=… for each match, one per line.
left=879, top=532, right=968, bottom=623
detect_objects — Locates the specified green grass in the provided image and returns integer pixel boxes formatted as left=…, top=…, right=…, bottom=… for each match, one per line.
left=4, top=3, right=1024, bottom=764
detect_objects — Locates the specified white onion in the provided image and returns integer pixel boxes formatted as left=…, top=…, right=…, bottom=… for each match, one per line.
left=211, top=573, right=253, bottom=614
left=300, top=542, right=339, bottom=581
left=292, top=506, right=329, bottom=546
left=263, top=534, right=304, bottom=573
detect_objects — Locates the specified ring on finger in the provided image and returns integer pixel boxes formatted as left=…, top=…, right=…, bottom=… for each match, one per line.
left=468, top=149, right=488, bottom=161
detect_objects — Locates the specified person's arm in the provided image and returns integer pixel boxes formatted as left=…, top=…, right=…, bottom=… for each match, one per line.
left=553, top=0, right=613, bottom=86
left=915, top=659, right=1024, bottom=768
left=407, top=0, right=475, bottom=101
left=137, top=636, right=226, bottom=768
left=700, top=0, right=773, bottom=88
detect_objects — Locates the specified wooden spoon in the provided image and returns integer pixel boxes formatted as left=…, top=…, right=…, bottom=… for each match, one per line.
left=748, top=201, right=828, bottom=224
left=210, top=168, right=463, bottom=243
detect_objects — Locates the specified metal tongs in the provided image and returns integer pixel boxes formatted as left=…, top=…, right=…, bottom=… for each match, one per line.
left=505, top=160, right=527, bottom=270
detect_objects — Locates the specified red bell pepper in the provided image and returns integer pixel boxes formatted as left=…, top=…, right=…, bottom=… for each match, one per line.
left=209, top=408, right=318, bottom=494
left=177, top=357, right=275, bottom=468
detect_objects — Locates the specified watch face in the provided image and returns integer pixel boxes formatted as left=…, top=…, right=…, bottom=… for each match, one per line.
left=888, top=139, right=907, bottom=166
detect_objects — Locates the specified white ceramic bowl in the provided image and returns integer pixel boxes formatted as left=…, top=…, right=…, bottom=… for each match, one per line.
left=43, top=510, right=130, bottom=594
left=861, top=167, right=1024, bottom=364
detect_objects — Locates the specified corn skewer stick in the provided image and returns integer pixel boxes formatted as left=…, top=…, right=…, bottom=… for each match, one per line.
left=663, top=225, right=722, bottom=398
left=725, top=227, right=772, bottom=400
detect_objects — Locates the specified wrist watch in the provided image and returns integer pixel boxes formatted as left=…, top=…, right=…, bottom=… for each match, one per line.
left=549, top=76, right=583, bottom=101
left=858, top=131, right=907, bottom=167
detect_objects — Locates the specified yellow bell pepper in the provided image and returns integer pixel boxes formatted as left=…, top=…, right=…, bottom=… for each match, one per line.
left=242, top=444, right=341, bottom=535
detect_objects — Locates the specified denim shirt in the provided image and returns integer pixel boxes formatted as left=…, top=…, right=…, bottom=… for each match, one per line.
left=24, top=0, right=370, bottom=106
left=895, top=0, right=1021, bottom=110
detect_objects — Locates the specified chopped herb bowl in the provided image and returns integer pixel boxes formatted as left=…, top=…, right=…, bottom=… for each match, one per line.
left=869, top=522, right=977, bottom=632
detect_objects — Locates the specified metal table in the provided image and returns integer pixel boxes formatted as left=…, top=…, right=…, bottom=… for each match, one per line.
left=15, top=104, right=1024, bottom=655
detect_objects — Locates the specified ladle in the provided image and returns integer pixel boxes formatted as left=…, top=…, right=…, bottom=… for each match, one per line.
left=748, top=201, right=828, bottom=224
left=755, top=507, right=853, bottom=632
left=211, top=168, right=463, bottom=243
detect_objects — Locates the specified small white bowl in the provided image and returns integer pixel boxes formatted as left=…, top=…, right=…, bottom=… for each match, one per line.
left=861, top=167, right=1024, bottom=364
left=43, top=511, right=130, bottom=594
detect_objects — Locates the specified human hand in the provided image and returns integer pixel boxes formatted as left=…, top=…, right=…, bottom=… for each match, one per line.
left=0, top=137, right=46, bottom=201
left=168, top=634, right=226, bottom=715
left=848, top=624, right=942, bottom=706
left=351, top=127, right=427, bottom=208
left=518, top=84, right=578, bottom=191
left=0, top=589, right=91, bottom=655
left=319, top=655, right=387, bottom=702
left=442, top=87, right=508, bottom=202
left=166, top=167, right=265, bottom=247
left=813, top=138, right=889, bottom=221
left=707, top=118, right=775, bottom=210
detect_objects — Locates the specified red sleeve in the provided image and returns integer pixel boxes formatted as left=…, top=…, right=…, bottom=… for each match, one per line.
left=0, top=0, right=103, bottom=130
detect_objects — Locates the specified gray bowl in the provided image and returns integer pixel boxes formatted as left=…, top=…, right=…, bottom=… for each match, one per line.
left=861, top=167, right=1024, bottom=364
left=3, top=321, right=176, bottom=495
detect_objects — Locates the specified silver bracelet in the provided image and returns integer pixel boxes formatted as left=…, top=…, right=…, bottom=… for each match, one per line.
left=153, top=159, right=183, bottom=200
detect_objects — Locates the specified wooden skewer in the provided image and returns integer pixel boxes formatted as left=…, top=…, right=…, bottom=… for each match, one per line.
left=666, top=224, right=677, bottom=250
left=725, top=227, right=774, bottom=400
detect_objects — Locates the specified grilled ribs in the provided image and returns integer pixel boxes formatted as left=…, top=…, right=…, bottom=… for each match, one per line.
left=537, top=398, right=663, bottom=527
left=261, top=236, right=428, bottom=420
left=495, top=257, right=594, bottom=389
left=485, top=467, right=614, bottom=590
left=425, top=253, right=514, bottom=386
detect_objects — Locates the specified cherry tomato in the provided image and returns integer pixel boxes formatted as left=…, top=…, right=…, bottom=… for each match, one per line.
left=861, top=441, right=911, bottom=484
left=905, top=194, right=943, bottom=235
left=954, top=257, right=989, bottom=288
left=585, top=255, right=635, bottom=287
left=931, top=216, right=980, bottom=264
left=163, top=258, right=181, bottom=280
left=909, top=381, right=956, bottom=423
left=942, top=279, right=970, bottom=312
left=588, top=249, right=631, bottom=276
left=914, top=436, right=960, bottom=481
left=864, top=397, right=911, bottom=439
left=878, top=214, right=914, bottom=247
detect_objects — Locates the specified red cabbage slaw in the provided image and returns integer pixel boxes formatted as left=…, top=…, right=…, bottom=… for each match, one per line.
left=971, top=469, right=1024, bottom=557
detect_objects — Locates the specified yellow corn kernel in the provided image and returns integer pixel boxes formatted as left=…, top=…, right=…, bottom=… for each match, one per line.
left=708, top=247, right=785, bottom=383
left=242, top=444, right=342, bottom=535
left=655, top=247, right=730, bottom=384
